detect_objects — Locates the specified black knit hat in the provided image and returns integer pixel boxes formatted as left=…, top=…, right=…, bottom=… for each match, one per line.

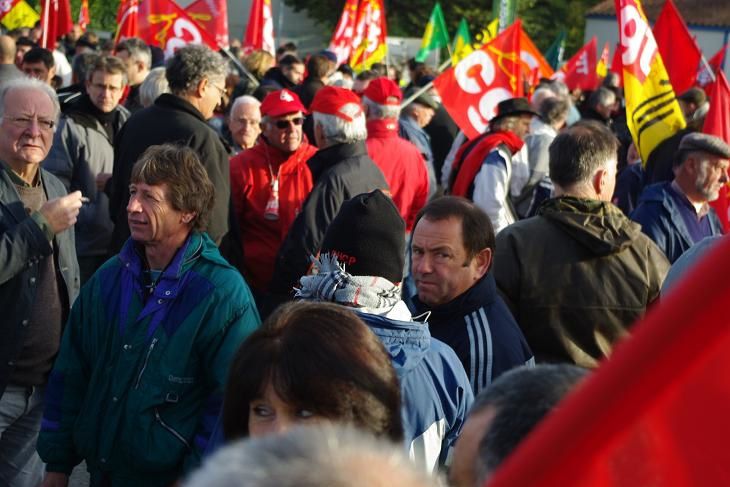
left=320, top=190, right=406, bottom=283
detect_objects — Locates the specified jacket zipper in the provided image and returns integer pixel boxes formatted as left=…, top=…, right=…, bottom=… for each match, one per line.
left=134, top=338, right=158, bottom=389
left=154, top=408, right=191, bottom=450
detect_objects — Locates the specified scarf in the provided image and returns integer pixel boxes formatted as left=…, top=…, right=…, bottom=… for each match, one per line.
left=295, top=254, right=402, bottom=314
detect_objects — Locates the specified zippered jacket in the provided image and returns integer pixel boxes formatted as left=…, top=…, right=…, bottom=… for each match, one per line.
left=37, top=232, right=261, bottom=486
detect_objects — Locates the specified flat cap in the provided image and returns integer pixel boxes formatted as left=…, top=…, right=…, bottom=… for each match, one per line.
left=677, top=87, right=707, bottom=106
left=678, top=132, right=730, bottom=159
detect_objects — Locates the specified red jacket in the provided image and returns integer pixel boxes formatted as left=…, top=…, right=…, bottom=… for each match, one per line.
left=230, top=139, right=317, bottom=292
left=366, top=119, right=430, bottom=231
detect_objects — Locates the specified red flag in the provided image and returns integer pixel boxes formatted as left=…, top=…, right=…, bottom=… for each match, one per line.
left=40, top=0, right=73, bottom=49
left=697, top=44, right=727, bottom=87
left=487, top=234, right=730, bottom=487
left=349, top=0, right=387, bottom=71
left=242, top=0, right=275, bottom=56
left=652, top=0, right=702, bottom=95
left=703, top=70, right=730, bottom=231
left=138, top=0, right=219, bottom=58
left=185, top=0, right=229, bottom=48
left=518, top=26, right=553, bottom=81
left=553, top=36, right=597, bottom=91
left=433, top=21, right=523, bottom=140
left=609, top=41, right=623, bottom=86
left=329, top=0, right=359, bottom=65
left=78, top=0, right=89, bottom=31
left=114, top=0, right=139, bottom=43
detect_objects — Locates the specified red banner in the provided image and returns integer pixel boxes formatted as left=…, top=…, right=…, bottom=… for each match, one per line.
left=697, top=44, right=727, bottom=88
left=138, top=0, right=219, bottom=58
left=433, top=21, right=522, bottom=140
left=518, top=26, right=553, bottom=82
left=242, top=0, right=275, bottom=56
left=185, top=0, right=229, bottom=48
left=487, top=235, right=730, bottom=487
left=40, top=0, right=72, bottom=49
left=329, top=0, right=359, bottom=65
left=609, top=41, right=623, bottom=86
left=704, top=70, right=730, bottom=231
left=554, top=36, right=598, bottom=91
left=114, top=0, right=138, bottom=43
left=652, top=0, right=701, bottom=95
left=78, top=0, right=89, bottom=30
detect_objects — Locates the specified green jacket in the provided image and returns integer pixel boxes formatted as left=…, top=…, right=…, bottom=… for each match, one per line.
left=38, top=232, right=260, bottom=486
left=494, top=197, right=669, bottom=368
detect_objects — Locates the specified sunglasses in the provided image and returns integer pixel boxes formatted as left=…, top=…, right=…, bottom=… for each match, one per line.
left=274, top=117, right=305, bottom=129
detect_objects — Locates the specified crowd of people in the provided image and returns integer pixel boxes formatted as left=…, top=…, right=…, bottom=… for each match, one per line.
left=0, top=20, right=728, bottom=487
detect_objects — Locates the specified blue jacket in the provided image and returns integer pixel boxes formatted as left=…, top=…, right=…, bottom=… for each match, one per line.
left=631, top=182, right=724, bottom=263
left=358, top=312, right=473, bottom=472
left=409, top=274, right=534, bottom=395
left=38, top=232, right=260, bottom=486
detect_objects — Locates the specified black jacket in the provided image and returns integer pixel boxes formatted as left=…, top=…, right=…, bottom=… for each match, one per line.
left=260, top=67, right=297, bottom=91
left=108, top=94, right=231, bottom=253
left=268, top=140, right=389, bottom=298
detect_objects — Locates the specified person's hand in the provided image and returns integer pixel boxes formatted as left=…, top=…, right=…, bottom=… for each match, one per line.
left=39, top=190, right=83, bottom=234
left=96, top=172, right=112, bottom=192
left=40, top=472, right=69, bottom=487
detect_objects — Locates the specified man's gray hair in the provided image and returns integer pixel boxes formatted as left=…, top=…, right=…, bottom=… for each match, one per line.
left=165, top=45, right=227, bottom=96
left=589, top=86, right=616, bottom=109
left=115, top=37, right=152, bottom=70
left=539, top=96, right=570, bottom=126
left=139, top=67, right=169, bottom=108
left=363, top=96, right=400, bottom=120
left=473, top=364, right=588, bottom=484
left=184, top=424, right=439, bottom=487
left=0, top=77, right=60, bottom=123
left=230, top=94, right=261, bottom=115
left=313, top=106, right=367, bottom=146
left=492, top=115, right=520, bottom=132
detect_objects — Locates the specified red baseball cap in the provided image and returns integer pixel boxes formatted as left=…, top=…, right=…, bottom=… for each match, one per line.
left=363, top=77, right=402, bottom=106
left=310, top=86, right=363, bottom=122
left=260, top=89, right=307, bottom=118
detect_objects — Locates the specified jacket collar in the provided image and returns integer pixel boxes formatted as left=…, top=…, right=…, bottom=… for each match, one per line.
left=0, top=163, right=46, bottom=223
left=119, top=231, right=204, bottom=285
left=154, top=93, right=207, bottom=123
left=366, top=119, right=399, bottom=138
left=307, top=140, right=369, bottom=181
left=412, top=273, right=498, bottom=323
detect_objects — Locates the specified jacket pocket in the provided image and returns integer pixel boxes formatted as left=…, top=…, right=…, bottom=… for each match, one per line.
left=154, top=407, right=191, bottom=451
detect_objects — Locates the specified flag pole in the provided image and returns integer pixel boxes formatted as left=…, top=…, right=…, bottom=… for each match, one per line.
left=400, top=57, right=452, bottom=109
left=220, top=48, right=260, bottom=88
left=699, top=53, right=717, bottom=84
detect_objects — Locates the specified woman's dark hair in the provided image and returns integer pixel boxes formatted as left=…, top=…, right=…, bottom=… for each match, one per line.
left=222, top=301, right=403, bottom=442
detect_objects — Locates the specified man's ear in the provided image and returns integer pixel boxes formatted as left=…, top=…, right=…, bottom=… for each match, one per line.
left=181, top=212, right=196, bottom=225
left=592, top=168, right=608, bottom=197
left=194, top=77, right=208, bottom=98
left=474, top=247, right=493, bottom=277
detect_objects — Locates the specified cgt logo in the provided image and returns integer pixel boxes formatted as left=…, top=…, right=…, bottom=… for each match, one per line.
left=164, top=18, right=203, bottom=57
left=619, top=1, right=657, bottom=83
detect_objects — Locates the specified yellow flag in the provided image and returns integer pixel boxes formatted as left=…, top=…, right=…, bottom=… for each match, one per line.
left=617, top=0, right=685, bottom=163
left=473, top=18, right=499, bottom=49
left=0, top=0, right=39, bottom=30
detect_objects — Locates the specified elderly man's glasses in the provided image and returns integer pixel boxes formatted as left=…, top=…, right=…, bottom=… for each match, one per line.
left=4, top=115, right=55, bottom=131
left=275, top=117, right=304, bottom=129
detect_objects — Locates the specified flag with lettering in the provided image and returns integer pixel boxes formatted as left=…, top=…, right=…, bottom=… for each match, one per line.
left=616, top=0, right=685, bottom=163
left=652, top=0, right=701, bottom=95
left=40, top=0, right=72, bottom=49
left=114, top=0, right=138, bottom=43
left=697, top=44, right=727, bottom=88
left=243, top=0, right=275, bottom=56
left=487, top=235, right=730, bottom=487
left=518, top=25, right=554, bottom=82
left=350, top=0, right=387, bottom=71
left=138, top=0, right=219, bottom=58
left=415, top=2, right=449, bottom=62
left=433, top=20, right=522, bottom=139
left=329, top=0, right=359, bottom=65
left=703, top=71, right=730, bottom=231
left=186, top=0, right=229, bottom=48
left=0, top=0, right=39, bottom=30
left=554, top=36, right=597, bottom=91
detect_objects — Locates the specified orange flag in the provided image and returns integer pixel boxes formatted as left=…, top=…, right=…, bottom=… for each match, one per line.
left=518, top=26, right=553, bottom=81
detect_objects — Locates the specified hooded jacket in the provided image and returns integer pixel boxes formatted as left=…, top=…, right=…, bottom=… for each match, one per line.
left=409, top=273, right=534, bottom=395
left=494, top=197, right=670, bottom=367
left=358, top=311, right=473, bottom=472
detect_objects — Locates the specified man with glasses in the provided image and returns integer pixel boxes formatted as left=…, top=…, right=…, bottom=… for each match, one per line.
left=109, top=45, right=232, bottom=256
left=45, top=56, right=130, bottom=283
left=229, top=89, right=316, bottom=300
left=0, top=77, right=81, bottom=487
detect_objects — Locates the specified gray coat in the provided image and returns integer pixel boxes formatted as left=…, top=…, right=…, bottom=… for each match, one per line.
left=0, top=165, right=80, bottom=398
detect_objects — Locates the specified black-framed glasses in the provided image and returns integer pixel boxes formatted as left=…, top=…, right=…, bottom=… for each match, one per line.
left=275, top=117, right=305, bottom=129
left=4, top=115, right=55, bottom=131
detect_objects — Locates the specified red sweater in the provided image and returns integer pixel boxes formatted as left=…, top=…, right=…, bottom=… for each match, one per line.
left=230, top=140, right=317, bottom=292
left=366, top=119, right=430, bottom=232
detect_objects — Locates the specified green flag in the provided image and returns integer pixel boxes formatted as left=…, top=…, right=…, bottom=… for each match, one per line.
left=545, top=30, right=567, bottom=70
left=492, top=0, right=517, bottom=32
left=415, top=3, right=450, bottom=62
left=451, top=18, right=473, bottom=65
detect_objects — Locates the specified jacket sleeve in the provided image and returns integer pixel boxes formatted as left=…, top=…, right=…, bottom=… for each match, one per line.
left=183, top=280, right=261, bottom=471
left=630, top=203, right=670, bottom=261
left=0, top=208, right=53, bottom=286
left=190, top=132, right=231, bottom=245
left=472, top=152, right=514, bottom=234
left=37, top=285, right=93, bottom=474
left=268, top=177, right=343, bottom=297
left=493, top=228, right=521, bottom=320
left=43, top=118, right=75, bottom=192
left=646, top=239, right=670, bottom=304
